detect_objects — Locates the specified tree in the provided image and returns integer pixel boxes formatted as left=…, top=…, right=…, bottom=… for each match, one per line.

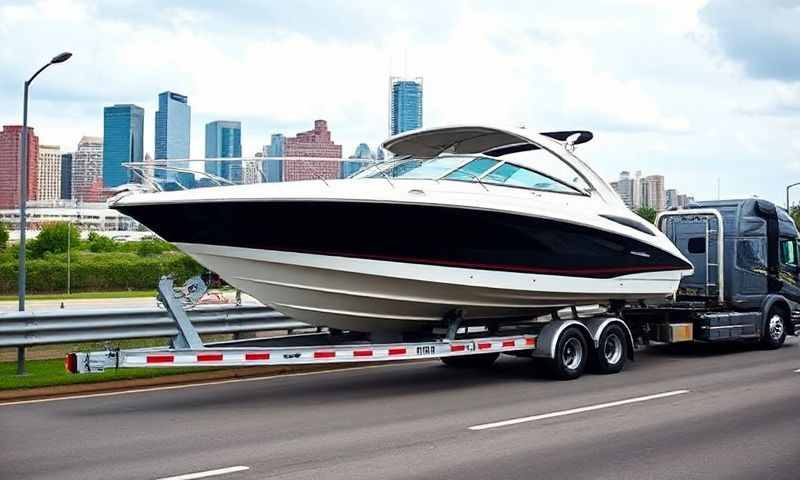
left=790, top=205, right=800, bottom=228
left=635, top=207, right=657, bottom=224
left=28, top=222, right=80, bottom=258
left=0, top=222, right=8, bottom=250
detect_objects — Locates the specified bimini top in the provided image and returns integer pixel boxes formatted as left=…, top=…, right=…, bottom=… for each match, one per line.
left=379, top=125, right=622, bottom=205
left=381, top=125, right=593, bottom=159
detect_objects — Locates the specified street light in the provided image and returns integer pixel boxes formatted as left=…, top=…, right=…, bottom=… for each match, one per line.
left=16, top=52, right=72, bottom=375
left=786, top=182, right=800, bottom=211
left=18, top=52, right=72, bottom=311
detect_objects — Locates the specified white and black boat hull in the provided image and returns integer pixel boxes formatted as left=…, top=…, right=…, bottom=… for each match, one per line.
left=176, top=243, right=684, bottom=332
left=116, top=198, right=692, bottom=332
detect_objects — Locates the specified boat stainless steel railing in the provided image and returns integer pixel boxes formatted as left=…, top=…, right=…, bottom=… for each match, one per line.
left=122, top=156, right=382, bottom=192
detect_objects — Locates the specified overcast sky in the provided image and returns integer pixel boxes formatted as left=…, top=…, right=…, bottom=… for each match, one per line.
left=1, top=0, right=799, bottom=204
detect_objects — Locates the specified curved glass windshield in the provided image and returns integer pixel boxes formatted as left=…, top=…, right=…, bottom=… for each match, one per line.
left=357, top=154, right=583, bottom=195
left=483, top=163, right=577, bottom=193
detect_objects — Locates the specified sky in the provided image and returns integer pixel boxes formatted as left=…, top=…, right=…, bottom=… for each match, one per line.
left=1, top=0, right=799, bottom=204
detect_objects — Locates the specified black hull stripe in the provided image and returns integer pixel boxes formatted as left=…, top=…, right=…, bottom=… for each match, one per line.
left=116, top=200, right=692, bottom=280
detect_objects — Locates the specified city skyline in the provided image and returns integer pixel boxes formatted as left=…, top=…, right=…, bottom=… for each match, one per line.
left=2, top=2, right=800, bottom=204
left=610, top=170, right=695, bottom=212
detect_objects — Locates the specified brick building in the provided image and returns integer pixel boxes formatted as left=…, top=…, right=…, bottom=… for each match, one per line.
left=0, top=125, right=39, bottom=209
left=283, top=120, right=342, bottom=181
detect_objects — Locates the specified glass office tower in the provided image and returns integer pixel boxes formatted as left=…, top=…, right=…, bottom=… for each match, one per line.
left=103, top=104, right=144, bottom=187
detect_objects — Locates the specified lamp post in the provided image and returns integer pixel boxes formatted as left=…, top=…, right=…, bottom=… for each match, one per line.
left=67, top=220, right=71, bottom=296
left=16, top=52, right=72, bottom=376
left=786, top=182, right=800, bottom=211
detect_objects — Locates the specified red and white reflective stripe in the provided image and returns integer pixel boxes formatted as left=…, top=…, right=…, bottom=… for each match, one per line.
left=245, top=352, right=270, bottom=361
left=198, top=353, right=223, bottom=362
left=146, top=355, right=174, bottom=364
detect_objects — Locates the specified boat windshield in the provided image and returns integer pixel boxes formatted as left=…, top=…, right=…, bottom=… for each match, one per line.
left=358, top=155, right=583, bottom=194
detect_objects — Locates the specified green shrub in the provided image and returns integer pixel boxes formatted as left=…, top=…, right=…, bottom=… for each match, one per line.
left=136, top=238, right=174, bottom=256
left=0, top=251, right=204, bottom=294
left=0, top=222, right=8, bottom=250
left=28, top=222, right=80, bottom=258
left=86, top=233, right=118, bottom=253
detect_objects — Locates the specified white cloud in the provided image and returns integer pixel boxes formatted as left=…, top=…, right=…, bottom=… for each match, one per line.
left=0, top=0, right=799, bottom=203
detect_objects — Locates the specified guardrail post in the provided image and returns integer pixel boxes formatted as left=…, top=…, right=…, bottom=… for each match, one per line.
left=16, top=347, right=27, bottom=376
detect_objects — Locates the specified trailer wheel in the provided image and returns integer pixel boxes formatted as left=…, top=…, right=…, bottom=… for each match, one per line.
left=441, top=352, right=499, bottom=368
left=591, top=324, right=627, bottom=374
left=544, top=327, right=589, bottom=380
left=760, top=306, right=787, bottom=350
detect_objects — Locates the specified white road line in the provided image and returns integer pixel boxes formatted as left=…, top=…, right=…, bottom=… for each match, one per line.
left=469, top=389, right=690, bottom=431
left=156, top=466, right=250, bottom=480
left=794, top=368, right=800, bottom=373
left=0, top=363, right=407, bottom=407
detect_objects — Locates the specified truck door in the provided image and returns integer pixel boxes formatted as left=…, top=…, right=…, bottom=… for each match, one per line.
left=778, top=237, right=800, bottom=302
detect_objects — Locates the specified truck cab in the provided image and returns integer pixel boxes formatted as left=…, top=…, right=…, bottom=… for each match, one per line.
left=623, top=198, right=799, bottom=347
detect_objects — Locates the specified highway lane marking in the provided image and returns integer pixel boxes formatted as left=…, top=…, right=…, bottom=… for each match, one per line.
left=468, top=389, right=690, bottom=431
left=156, top=465, right=249, bottom=480
left=0, top=363, right=410, bottom=407
left=794, top=368, right=800, bottom=373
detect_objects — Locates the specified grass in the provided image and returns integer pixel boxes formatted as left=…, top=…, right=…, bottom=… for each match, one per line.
left=0, top=290, right=156, bottom=301
left=0, top=358, right=220, bottom=390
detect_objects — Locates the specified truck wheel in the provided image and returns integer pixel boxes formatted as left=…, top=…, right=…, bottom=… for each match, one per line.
left=760, top=307, right=787, bottom=350
left=441, top=352, right=499, bottom=368
left=544, top=327, right=589, bottom=380
left=591, top=324, right=627, bottom=374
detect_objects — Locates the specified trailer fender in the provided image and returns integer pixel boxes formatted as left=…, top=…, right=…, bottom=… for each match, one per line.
left=760, top=295, right=794, bottom=336
left=530, top=320, right=593, bottom=359
left=583, top=316, right=635, bottom=361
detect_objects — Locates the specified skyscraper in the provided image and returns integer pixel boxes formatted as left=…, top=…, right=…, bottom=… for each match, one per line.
left=342, top=143, right=374, bottom=178
left=205, top=120, right=242, bottom=183
left=0, top=125, right=39, bottom=209
left=283, top=121, right=342, bottom=181
left=60, top=153, right=73, bottom=200
left=610, top=171, right=636, bottom=208
left=641, top=175, right=666, bottom=211
left=389, top=77, right=423, bottom=135
left=665, top=189, right=677, bottom=209
left=263, top=133, right=285, bottom=182
left=37, top=144, right=61, bottom=201
left=72, top=136, right=103, bottom=202
left=103, top=104, right=144, bottom=187
left=155, top=91, right=191, bottom=182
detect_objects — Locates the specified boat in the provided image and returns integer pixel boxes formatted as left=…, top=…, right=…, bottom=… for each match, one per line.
left=111, top=125, right=694, bottom=333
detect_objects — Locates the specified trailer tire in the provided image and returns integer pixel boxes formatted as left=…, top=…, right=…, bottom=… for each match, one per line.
left=760, top=306, right=787, bottom=350
left=441, top=352, right=499, bottom=368
left=591, top=324, right=627, bottom=374
left=544, top=327, right=589, bottom=380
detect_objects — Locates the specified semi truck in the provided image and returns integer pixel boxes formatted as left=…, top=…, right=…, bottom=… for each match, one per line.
left=68, top=198, right=800, bottom=380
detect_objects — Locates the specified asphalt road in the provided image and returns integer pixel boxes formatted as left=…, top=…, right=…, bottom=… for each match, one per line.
left=1, top=339, right=798, bottom=480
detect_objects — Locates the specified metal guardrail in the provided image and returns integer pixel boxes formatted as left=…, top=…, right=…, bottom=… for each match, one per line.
left=0, top=305, right=307, bottom=348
